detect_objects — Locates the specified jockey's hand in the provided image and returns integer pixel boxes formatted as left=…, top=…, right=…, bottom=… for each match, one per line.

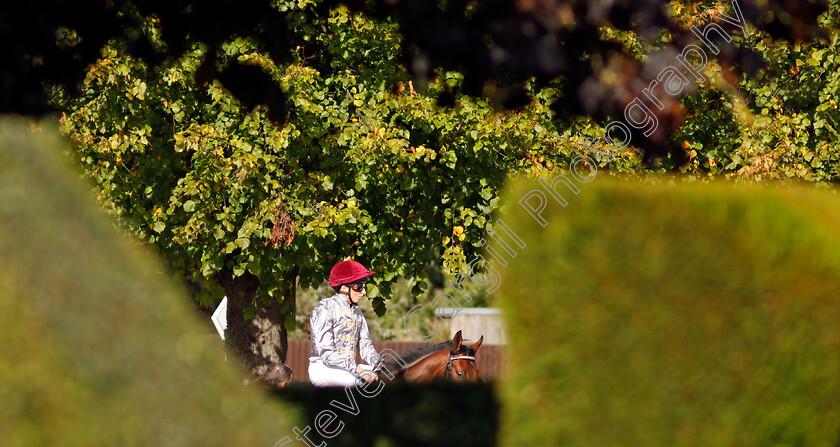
left=357, top=369, right=378, bottom=383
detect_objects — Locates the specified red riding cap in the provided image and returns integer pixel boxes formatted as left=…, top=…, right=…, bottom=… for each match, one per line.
left=329, top=260, right=375, bottom=287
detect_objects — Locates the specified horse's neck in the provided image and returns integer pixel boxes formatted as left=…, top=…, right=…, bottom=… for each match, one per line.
left=402, top=350, right=448, bottom=382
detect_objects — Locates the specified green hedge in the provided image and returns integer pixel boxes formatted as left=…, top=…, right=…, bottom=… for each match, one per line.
left=0, top=118, right=299, bottom=447
left=498, top=177, right=840, bottom=447
left=275, top=381, right=498, bottom=447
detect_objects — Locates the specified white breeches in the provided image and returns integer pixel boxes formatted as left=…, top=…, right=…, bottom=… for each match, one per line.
left=309, top=362, right=374, bottom=387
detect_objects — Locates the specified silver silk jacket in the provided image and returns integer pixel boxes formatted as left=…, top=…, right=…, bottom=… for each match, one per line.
left=309, top=294, right=380, bottom=372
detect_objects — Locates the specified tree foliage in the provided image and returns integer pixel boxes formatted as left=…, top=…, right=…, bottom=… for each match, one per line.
left=674, top=1, right=840, bottom=184
left=44, top=0, right=839, bottom=372
left=52, top=1, right=609, bottom=372
left=6, top=0, right=827, bottom=162
left=582, top=0, right=840, bottom=183
left=56, top=2, right=586, bottom=306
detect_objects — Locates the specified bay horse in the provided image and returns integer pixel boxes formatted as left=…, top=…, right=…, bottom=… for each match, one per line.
left=377, top=330, right=484, bottom=383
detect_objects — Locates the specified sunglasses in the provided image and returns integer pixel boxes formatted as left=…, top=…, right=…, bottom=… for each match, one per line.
left=348, top=282, right=367, bottom=292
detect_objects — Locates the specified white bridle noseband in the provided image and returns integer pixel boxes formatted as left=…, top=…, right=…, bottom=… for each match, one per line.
left=444, top=354, right=476, bottom=379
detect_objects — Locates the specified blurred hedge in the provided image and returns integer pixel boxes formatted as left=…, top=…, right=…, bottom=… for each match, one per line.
left=0, top=118, right=298, bottom=447
left=498, top=177, right=840, bottom=447
left=275, top=381, right=498, bottom=447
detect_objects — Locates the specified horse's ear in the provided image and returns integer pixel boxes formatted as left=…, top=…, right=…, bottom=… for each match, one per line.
left=452, top=330, right=463, bottom=351
left=469, top=335, right=483, bottom=353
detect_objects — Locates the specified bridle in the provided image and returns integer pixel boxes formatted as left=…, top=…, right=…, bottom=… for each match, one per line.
left=444, top=352, right=476, bottom=380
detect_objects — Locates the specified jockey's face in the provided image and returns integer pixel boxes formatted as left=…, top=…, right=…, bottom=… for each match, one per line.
left=342, top=282, right=367, bottom=305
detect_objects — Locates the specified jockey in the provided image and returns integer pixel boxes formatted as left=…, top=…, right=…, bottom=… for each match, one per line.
left=308, top=259, right=381, bottom=387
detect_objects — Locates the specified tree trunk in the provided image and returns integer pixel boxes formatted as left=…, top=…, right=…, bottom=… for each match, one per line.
left=216, top=267, right=297, bottom=379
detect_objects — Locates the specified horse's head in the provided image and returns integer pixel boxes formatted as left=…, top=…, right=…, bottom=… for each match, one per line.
left=392, top=330, right=486, bottom=383
left=446, top=330, right=484, bottom=382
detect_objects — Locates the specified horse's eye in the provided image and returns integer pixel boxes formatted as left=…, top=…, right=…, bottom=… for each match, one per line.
left=457, top=371, right=464, bottom=378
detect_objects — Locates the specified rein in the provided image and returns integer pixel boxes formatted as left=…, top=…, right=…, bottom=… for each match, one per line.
left=444, top=353, right=476, bottom=379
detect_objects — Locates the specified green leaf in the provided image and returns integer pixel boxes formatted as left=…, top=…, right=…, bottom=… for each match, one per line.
left=153, top=221, right=165, bottom=233
left=284, top=312, right=296, bottom=330
left=247, top=261, right=262, bottom=276
left=411, top=283, right=423, bottom=295
left=243, top=301, right=256, bottom=320
left=183, top=200, right=196, bottom=212
left=372, top=298, right=386, bottom=317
